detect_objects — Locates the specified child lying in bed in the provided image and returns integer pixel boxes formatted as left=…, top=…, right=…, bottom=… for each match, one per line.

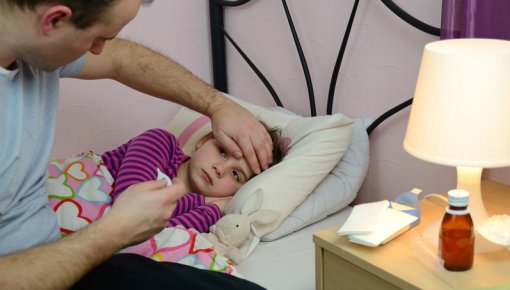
left=48, top=124, right=284, bottom=234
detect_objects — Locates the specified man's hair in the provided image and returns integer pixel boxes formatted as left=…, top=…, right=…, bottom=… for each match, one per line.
left=5, top=0, right=153, bottom=29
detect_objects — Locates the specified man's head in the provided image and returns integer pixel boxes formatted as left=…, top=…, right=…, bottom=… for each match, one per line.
left=186, top=123, right=285, bottom=198
left=2, top=0, right=151, bottom=71
left=4, top=0, right=153, bottom=29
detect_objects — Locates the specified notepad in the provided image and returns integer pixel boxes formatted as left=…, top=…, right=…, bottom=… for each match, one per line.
left=338, top=199, right=418, bottom=247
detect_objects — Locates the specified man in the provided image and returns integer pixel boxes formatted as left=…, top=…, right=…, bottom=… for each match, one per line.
left=0, top=0, right=270, bottom=289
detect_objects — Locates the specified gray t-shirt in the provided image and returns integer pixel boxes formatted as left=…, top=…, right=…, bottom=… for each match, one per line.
left=0, top=56, right=85, bottom=254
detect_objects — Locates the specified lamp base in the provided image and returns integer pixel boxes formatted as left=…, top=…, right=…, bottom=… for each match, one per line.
left=449, top=167, right=505, bottom=252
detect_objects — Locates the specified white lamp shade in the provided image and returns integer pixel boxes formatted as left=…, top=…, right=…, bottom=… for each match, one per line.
left=404, top=38, right=510, bottom=168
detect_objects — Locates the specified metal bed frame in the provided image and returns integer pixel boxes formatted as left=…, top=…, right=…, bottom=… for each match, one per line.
left=207, top=0, right=440, bottom=134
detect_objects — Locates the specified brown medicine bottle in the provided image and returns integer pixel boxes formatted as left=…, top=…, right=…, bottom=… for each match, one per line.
left=438, top=189, right=475, bottom=271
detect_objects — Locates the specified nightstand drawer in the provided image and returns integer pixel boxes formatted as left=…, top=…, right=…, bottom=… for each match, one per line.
left=320, top=248, right=400, bottom=290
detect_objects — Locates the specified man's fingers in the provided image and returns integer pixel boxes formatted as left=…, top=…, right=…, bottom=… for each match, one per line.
left=244, top=123, right=273, bottom=173
left=253, top=123, right=273, bottom=168
left=164, top=178, right=186, bottom=199
left=208, top=99, right=275, bottom=174
left=134, top=179, right=169, bottom=190
left=229, top=130, right=263, bottom=175
left=240, top=138, right=261, bottom=174
left=215, top=127, right=275, bottom=175
left=132, top=179, right=186, bottom=204
left=215, top=129, right=246, bottom=158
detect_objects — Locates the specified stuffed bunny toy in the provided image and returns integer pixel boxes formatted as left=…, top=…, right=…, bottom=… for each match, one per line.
left=203, top=189, right=280, bottom=264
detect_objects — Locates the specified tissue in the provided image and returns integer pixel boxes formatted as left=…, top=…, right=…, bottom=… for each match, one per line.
left=478, top=214, right=510, bottom=249
left=156, top=168, right=173, bottom=186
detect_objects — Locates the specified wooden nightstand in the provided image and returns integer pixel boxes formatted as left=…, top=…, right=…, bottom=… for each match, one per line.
left=314, top=179, right=510, bottom=290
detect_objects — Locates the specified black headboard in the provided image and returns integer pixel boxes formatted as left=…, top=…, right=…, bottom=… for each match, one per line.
left=208, top=0, right=440, bottom=133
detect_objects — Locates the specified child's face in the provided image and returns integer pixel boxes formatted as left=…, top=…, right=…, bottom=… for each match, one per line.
left=187, top=137, right=254, bottom=198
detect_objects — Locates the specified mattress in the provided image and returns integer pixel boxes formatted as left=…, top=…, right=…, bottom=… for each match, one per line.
left=237, top=207, right=353, bottom=290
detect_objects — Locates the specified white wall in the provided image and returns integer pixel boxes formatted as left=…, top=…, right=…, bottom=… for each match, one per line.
left=54, top=1, right=210, bottom=158
left=53, top=0, right=509, bottom=204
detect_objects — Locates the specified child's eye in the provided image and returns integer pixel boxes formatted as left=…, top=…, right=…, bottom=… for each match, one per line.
left=219, top=147, right=226, bottom=158
left=232, top=170, right=241, bottom=182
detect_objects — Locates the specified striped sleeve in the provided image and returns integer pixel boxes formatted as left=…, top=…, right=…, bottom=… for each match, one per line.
left=101, top=128, right=185, bottom=200
left=172, top=193, right=204, bottom=216
left=168, top=193, right=222, bottom=233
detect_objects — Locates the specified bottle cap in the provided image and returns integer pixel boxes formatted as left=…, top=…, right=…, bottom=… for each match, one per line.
left=447, top=189, right=469, bottom=206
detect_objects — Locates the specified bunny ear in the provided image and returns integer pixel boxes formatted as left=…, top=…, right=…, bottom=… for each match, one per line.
left=240, top=188, right=263, bottom=215
left=249, top=209, right=281, bottom=225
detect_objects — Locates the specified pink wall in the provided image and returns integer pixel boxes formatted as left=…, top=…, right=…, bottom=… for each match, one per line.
left=53, top=0, right=509, bottom=203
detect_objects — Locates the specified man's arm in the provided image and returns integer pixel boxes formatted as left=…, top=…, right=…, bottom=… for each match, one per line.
left=0, top=214, right=121, bottom=290
left=0, top=180, right=186, bottom=290
left=75, top=38, right=273, bottom=174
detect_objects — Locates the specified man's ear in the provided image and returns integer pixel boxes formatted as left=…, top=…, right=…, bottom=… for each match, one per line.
left=40, top=5, right=72, bottom=34
left=196, top=132, right=214, bottom=150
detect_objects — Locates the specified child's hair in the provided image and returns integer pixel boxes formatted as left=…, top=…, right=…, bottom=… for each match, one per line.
left=262, top=122, right=285, bottom=168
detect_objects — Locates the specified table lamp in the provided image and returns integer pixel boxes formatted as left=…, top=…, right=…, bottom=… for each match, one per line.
left=403, top=38, right=510, bottom=252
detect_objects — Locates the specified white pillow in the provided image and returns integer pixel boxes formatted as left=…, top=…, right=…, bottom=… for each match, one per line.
left=262, top=116, right=371, bottom=241
left=166, top=94, right=354, bottom=238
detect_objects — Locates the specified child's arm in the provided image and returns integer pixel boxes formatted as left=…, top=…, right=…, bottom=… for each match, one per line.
left=167, top=193, right=222, bottom=232
left=102, top=128, right=185, bottom=200
left=205, top=196, right=232, bottom=214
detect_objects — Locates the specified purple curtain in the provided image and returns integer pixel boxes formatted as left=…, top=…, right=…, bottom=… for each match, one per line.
left=441, top=0, right=510, bottom=40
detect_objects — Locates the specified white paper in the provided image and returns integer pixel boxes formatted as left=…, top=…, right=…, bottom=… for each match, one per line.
left=347, top=208, right=417, bottom=247
left=337, top=200, right=389, bottom=236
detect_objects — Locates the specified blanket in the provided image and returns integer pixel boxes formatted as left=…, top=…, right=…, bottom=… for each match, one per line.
left=46, top=152, right=241, bottom=277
